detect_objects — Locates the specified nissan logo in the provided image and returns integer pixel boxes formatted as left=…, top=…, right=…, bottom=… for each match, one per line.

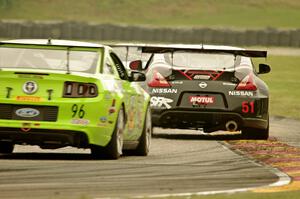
left=23, top=81, right=38, bottom=94
left=15, top=108, right=40, bottom=118
left=199, top=82, right=207, bottom=88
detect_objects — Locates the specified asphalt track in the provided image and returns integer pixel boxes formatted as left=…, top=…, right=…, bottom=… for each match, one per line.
left=0, top=117, right=298, bottom=199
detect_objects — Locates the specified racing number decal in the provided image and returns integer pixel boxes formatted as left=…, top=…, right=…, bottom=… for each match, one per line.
left=72, top=104, right=85, bottom=118
left=242, top=101, right=255, bottom=113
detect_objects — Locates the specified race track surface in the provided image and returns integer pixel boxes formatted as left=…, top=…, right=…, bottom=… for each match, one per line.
left=0, top=117, right=298, bottom=198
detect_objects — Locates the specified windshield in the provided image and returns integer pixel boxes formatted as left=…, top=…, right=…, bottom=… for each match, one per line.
left=164, top=52, right=237, bottom=71
left=0, top=47, right=99, bottom=73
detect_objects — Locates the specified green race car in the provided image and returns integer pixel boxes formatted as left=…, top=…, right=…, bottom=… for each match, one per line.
left=0, top=39, right=151, bottom=159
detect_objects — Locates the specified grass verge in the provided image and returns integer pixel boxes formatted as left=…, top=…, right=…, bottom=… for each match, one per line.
left=256, top=55, right=300, bottom=120
left=0, top=0, right=300, bottom=28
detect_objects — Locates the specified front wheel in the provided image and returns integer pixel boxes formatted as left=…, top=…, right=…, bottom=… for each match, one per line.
left=91, top=107, right=125, bottom=159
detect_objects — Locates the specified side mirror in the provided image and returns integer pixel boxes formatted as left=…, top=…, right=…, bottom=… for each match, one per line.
left=258, top=63, right=271, bottom=74
left=130, top=71, right=146, bottom=82
left=129, top=60, right=143, bottom=71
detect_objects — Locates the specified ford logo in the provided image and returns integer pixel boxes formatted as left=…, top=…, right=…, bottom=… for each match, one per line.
left=16, top=108, right=40, bottom=118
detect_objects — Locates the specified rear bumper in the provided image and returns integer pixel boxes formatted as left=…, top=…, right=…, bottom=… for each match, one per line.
left=0, top=127, right=89, bottom=149
left=0, top=120, right=113, bottom=148
left=151, top=109, right=268, bottom=131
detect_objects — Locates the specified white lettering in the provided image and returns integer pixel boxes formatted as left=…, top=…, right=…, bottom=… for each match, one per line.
left=228, top=91, right=254, bottom=97
left=151, top=88, right=177, bottom=94
left=150, top=96, right=173, bottom=109
left=189, top=96, right=214, bottom=104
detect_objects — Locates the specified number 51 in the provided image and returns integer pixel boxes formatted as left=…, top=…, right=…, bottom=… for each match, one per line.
left=242, top=101, right=255, bottom=113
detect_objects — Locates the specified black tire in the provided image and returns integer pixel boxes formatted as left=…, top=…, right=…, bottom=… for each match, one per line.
left=242, top=119, right=269, bottom=140
left=134, top=107, right=152, bottom=156
left=0, top=141, right=14, bottom=154
left=91, top=108, right=125, bottom=159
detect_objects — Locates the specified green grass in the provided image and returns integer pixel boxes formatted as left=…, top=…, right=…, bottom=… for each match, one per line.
left=256, top=55, right=300, bottom=120
left=0, top=0, right=300, bottom=28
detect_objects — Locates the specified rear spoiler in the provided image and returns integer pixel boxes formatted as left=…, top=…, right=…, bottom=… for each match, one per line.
left=141, top=47, right=267, bottom=58
left=109, top=43, right=267, bottom=58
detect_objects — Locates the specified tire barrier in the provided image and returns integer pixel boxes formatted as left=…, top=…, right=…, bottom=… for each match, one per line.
left=0, top=20, right=299, bottom=47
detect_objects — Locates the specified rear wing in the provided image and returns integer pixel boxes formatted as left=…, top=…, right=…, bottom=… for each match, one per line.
left=141, top=47, right=267, bottom=58
left=109, top=43, right=267, bottom=58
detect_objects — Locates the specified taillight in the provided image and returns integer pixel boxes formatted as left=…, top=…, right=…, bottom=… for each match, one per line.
left=63, top=81, right=98, bottom=98
left=147, top=70, right=171, bottom=87
left=235, top=73, right=257, bottom=91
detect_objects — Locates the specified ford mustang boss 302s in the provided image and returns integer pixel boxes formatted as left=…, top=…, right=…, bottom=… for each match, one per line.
left=0, top=39, right=151, bottom=159
left=112, top=44, right=271, bottom=140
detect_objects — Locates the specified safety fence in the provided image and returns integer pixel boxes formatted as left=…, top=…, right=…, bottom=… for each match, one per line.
left=0, top=20, right=299, bottom=47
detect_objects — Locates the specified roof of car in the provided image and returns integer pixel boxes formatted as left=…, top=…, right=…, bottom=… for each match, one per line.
left=0, top=39, right=106, bottom=49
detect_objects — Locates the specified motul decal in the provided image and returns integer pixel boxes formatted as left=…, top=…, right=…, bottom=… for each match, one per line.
left=228, top=91, right=254, bottom=97
left=189, top=96, right=215, bottom=104
left=151, top=88, right=177, bottom=94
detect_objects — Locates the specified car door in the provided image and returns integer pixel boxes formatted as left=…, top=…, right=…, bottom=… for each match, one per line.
left=110, top=52, right=144, bottom=140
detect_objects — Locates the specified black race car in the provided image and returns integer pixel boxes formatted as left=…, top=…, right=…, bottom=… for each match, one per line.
left=112, top=44, right=271, bottom=139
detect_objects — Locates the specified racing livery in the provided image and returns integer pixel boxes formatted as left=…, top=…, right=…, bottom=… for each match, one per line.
left=112, top=44, right=271, bottom=139
left=0, top=39, right=151, bottom=159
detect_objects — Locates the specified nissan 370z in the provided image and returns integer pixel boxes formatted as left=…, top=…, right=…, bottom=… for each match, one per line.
left=113, top=44, right=271, bottom=140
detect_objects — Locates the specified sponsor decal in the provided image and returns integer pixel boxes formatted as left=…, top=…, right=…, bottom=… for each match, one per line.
left=229, top=91, right=254, bottom=97
left=16, top=96, right=41, bottom=102
left=223, top=82, right=236, bottom=86
left=97, top=123, right=107, bottom=127
left=171, top=81, right=183, bottom=85
left=18, top=74, right=44, bottom=79
left=21, top=123, right=31, bottom=132
left=23, top=81, right=38, bottom=95
left=150, top=96, right=173, bottom=109
left=104, top=94, right=112, bottom=100
left=189, top=96, right=215, bottom=104
left=193, top=75, right=210, bottom=80
left=71, top=119, right=90, bottom=125
left=16, top=108, right=40, bottom=118
left=151, top=88, right=177, bottom=94
left=99, top=116, right=107, bottom=123
left=198, top=82, right=208, bottom=89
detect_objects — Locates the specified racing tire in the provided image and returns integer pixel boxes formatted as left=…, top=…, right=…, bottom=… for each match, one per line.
left=0, top=141, right=14, bottom=154
left=134, top=106, right=152, bottom=156
left=91, top=108, right=125, bottom=159
left=242, top=118, right=269, bottom=140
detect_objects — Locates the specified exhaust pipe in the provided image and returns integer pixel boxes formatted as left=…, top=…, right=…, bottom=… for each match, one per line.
left=225, top=120, right=238, bottom=132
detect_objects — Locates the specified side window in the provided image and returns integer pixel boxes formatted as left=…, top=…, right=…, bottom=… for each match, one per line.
left=110, top=52, right=128, bottom=80
left=103, top=57, right=115, bottom=75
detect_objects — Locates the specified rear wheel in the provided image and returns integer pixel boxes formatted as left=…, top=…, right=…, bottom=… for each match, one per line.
left=0, top=141, right=14, bottom=154
left=242, top=118, right=269, bottom=140
left=134, top=107, right=152, bottom=156
left=91, top=108, right=125, bottom=159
